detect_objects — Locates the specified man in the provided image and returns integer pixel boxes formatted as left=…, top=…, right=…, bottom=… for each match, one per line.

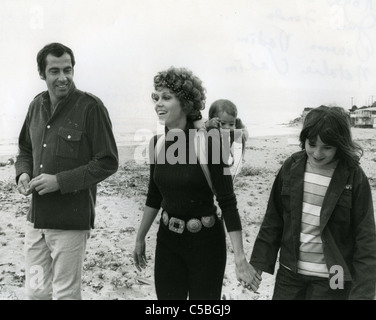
left=15, top=43, right=119, bottom=299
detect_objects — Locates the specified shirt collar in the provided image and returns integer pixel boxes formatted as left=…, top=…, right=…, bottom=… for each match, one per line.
left=42, top=82, right=77, bottom=106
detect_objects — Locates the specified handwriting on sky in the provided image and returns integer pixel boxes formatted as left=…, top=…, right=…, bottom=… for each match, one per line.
left=227, top=0, right=375, bottom=87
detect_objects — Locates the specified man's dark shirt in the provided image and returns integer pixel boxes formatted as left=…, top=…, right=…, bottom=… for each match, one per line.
left=15, top=84, right=119, bottom=230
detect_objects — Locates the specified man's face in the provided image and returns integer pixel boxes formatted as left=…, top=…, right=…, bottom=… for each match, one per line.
left=42, top=53, right=74, bottom=103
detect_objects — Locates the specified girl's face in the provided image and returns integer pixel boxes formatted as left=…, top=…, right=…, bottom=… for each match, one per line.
left=305, top=135, right=337, bottom=168
left=218, top=111, right=236, bottom=130
left=151, top=88, right=186, bottom=129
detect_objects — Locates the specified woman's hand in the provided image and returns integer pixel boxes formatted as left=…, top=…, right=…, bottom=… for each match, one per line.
left=133, top=206, right=159, bottom=271
left=235, top=257, right=262, bottom=293
left=133, top=239, right=147, bottom=272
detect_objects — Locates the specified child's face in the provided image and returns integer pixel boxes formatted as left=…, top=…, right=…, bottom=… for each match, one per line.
left=218, top=112, right=236, bottom=130
left=305, top=135, right=337, bottom=168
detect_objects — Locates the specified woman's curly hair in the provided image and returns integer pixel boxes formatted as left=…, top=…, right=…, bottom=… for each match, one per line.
left=153, top=66, right=206, bottom=120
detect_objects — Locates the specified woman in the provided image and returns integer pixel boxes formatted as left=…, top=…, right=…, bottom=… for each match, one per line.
left=133, top=66, right=260, bottom=300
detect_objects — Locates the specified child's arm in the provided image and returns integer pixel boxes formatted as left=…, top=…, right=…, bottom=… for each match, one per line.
left=348, top=169, right=376, bottom=299
left=193, top=117, right=221, bottom=130
left=249, top=165, right=285, bottom=275
left=205, top=117, right=221, bottom=129
left=236, top=118, right=249, bottom=141
left=192, top=111, right=206, bottom=130
left=192, top=118, right=206, bottom=129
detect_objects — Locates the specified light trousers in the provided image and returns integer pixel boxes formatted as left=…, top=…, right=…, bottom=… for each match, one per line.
left=24, top=221, right=90, bottom=300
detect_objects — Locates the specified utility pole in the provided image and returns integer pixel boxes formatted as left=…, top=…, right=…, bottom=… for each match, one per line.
left=350, top=96, right=353, bottom=107
left=367, top=95, right=375, bottom=107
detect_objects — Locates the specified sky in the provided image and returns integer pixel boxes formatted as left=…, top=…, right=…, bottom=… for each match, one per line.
left=1, top=0, right=376, bottom=141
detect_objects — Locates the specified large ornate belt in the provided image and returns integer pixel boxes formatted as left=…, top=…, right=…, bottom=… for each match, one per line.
left=162, top=211, right=216, bottom=234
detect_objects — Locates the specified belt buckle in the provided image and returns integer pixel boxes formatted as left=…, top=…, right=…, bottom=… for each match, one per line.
left=169, top=217, right=185, bottom=234
left=201, top=215, right=215, bottom=228
left=186, top=218, right=202, bottom=233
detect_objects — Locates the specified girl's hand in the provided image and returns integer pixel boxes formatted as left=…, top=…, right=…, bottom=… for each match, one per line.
left=133, top=239, right=147, bottom=272
left=205, top=117, right=221, bottom=129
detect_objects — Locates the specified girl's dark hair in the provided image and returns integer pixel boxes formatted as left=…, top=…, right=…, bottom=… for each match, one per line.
left=209, top=99, right=238, bottom=119
left=37, top=42, right=75, bottom=78
left=153, top=66, right=206, bottom=120
left=299, top=105, right=363, bottom=167
left=209, top=99, right=246, bottom=129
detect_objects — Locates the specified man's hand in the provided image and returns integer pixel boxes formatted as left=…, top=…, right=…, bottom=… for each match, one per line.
left=17, top=173, right=32, bottom=196
left=28, top=174, right=60, bottom=195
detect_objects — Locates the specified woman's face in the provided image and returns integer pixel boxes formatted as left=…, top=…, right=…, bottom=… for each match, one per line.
left=305, top=135, right=337, bottom=168
left=151, top=88, right=186, bottom=129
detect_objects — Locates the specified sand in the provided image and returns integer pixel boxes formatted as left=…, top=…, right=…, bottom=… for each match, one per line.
left=0, top=127, right=375, bottom=300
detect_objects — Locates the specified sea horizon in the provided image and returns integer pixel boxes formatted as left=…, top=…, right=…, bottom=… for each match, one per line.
left=0, top=112, right=302, bottom=161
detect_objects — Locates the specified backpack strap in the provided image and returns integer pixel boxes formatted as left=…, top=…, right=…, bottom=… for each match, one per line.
left=229, top=140, right=243, bottom=183
left=194, top=130, right=216, bottom=195
left=154, top=134, right=165, bottom=163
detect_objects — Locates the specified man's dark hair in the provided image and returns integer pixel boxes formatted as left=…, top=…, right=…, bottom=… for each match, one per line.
left=37, top=42, right=75, bottom=78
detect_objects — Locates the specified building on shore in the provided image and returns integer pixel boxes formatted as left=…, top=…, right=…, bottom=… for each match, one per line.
left=349, top=107, right=376, bottom=128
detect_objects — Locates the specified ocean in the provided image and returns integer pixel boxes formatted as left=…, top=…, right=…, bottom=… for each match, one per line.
left=0, top=113, right=301, bottom=162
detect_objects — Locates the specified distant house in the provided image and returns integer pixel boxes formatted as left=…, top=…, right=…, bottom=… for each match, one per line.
left=349, top=107, right=376, bottom=128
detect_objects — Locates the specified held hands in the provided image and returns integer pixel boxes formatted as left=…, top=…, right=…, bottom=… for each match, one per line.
left=235, top=257, right=262, bottom=293
left=133, top=239, right=147, bottom=272
left=17, top=173, right=60, bottom=196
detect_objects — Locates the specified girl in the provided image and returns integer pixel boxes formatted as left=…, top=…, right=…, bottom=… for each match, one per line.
left=205, top=99, right=249, bottom=181
left=133, top=67, right=260, bottom=300
left=206, top=99, right=249, bottom=142
left=249, top=105, right=376, bottom=300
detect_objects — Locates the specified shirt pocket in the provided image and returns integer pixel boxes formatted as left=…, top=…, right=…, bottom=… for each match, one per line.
left=331, top=189, right=352, bottom=223
left=56, top=127, right=82, bottom=159
left=337, top=189, right=352, bottom=209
